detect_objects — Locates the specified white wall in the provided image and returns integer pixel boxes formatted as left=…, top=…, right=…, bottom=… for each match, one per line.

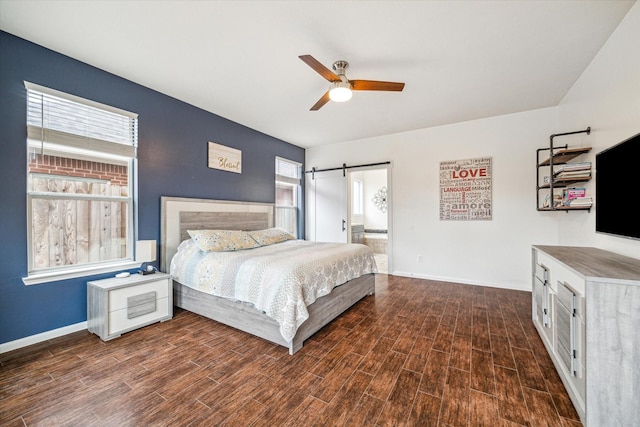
left=307, top=107, right=559, bottom=291
left=305, top=2, right=640, bottom=290
left=556, top=1, right=640, bottom=259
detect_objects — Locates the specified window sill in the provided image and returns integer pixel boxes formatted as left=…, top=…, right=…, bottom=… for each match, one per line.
left=22, top=261, right=141, bottom=285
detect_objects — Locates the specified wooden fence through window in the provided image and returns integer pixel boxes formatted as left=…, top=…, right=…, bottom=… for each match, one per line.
left=31, top=176, right=127, bottom=269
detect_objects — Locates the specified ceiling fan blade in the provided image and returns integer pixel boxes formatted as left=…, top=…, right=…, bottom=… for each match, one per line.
left=299, top=55, right=340, bottom=82
left=310, top=91, right=331, bottom=111
left=351, top=80, right=405, bottom=92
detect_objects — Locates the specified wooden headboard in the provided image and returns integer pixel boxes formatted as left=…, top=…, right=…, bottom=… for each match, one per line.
left=160, top=197, right=274, bottom=272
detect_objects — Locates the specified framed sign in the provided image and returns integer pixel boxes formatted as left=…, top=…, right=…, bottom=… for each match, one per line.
left=208, top=142, right=242, bottom=174
left=439, top=157, right=492, bottom=220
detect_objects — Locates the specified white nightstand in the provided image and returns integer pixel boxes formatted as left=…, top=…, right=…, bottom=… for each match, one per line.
left=87, top=272, right=173, bottom=341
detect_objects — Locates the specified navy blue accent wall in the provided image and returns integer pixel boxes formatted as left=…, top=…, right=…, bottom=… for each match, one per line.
left=0, top=31, right=305, bottom=344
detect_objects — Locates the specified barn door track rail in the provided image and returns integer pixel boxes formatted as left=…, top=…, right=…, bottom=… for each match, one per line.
left=305, top=161, right=391, bottom=180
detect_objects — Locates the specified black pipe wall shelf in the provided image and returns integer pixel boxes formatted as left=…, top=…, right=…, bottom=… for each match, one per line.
left=536, top=127, right=592, bottom=212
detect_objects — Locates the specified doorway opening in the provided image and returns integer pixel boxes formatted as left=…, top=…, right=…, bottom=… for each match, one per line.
left=349, top=167, right=390, bottom=274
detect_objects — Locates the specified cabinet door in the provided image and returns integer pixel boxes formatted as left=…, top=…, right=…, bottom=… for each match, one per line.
left=555, top=281, right=580, bottom=377
left=534, top=278, right=546, bottom=326
left=534, top=263, right=550, bottom=327
left=555, top=301, right=574, bottom=374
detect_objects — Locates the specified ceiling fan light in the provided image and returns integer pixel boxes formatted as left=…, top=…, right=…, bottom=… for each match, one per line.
left=329, top=82, right=352, bottom=102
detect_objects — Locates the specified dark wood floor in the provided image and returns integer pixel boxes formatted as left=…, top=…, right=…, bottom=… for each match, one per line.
left=1, top=274, right=582, bottom=426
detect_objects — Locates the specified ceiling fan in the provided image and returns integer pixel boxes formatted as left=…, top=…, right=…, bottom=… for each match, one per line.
left=299, top=55, right=405, bottom=111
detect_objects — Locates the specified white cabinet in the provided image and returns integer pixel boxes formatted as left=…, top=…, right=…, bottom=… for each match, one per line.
left=532, top=246, right=640, bottom=426
left=88, top=272, right=172, bottom=341
left=532, top=248, right=585, bottom=417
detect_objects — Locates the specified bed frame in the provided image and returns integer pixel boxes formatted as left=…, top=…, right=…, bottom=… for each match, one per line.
left=160, top=196, right=375, bottom=354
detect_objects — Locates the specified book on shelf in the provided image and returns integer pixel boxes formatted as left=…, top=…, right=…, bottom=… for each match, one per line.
left=563, top=187, right=586, bottom=202
left=562, top=187, right=587, bottom=206
left=568, top=197, right=593, bottom=207
left=544, top=172, right=591, bottom=184
left=553, top=162, right=591, bottom=175
left=555, top=170, right=592, bottom=180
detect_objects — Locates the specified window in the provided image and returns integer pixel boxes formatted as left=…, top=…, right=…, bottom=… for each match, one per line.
left=24, top=82, right=138, bottom=284
left=352, top=180, right=363, bottom=215
left=275, top=157, right=301, bottom=238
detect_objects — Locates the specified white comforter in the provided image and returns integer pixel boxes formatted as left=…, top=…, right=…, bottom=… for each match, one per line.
left=170, top=239, right=377, bottom=342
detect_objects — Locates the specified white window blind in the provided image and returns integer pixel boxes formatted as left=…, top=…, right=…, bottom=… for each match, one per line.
left=276, top=156, right=301, bottom=185
left=25, top=81, right=138, bottom=160
left=275, top=157, right=301, bottom=237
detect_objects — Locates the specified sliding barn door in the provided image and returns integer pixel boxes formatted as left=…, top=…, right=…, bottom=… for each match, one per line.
left=306, top=170, right=347, bottom=243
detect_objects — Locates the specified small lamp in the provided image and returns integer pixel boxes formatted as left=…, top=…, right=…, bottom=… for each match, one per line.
left=136, top=240, right=156, bottom=275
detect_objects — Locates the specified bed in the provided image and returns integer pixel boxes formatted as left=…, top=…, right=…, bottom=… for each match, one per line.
left=160, top=196, right=377, bottom=354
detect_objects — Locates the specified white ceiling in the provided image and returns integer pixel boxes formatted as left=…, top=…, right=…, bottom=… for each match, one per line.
left=0, top=1, right=635, bottom=148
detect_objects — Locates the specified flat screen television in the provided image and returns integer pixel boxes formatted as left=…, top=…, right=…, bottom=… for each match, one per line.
left=595, top=131, right=640, bottom=240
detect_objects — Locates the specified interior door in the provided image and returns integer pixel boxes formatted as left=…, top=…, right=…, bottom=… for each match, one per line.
left=306, top=169, right=347, bottom=243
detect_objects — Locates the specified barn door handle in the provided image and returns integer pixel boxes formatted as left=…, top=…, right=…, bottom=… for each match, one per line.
left=342, top=219, right=346, bottom=232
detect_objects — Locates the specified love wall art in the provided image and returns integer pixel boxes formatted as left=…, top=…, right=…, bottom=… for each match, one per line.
left=439, top=157, right=492, bottom=220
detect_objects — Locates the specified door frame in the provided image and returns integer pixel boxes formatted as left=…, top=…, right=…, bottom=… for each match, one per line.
left=347, top=163, right=392, bottom=274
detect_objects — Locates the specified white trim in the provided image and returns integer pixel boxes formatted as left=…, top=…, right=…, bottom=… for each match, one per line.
left=23, top=260, right=140, bottom=285
left=391, top=270, right=525, bottom=291
left=0, top=321, right=88, bottom=354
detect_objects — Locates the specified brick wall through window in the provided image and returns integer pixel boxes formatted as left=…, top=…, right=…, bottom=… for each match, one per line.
left=28, top=154, right=128, bottom=186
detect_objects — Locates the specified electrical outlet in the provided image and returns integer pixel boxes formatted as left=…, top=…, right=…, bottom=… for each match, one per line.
left=417, top=254, right=423, bottom=262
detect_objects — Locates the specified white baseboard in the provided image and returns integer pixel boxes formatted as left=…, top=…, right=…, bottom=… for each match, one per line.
left=0, top=322, right=88, bottom=354
left=391, top=270, right=528, bottom=292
